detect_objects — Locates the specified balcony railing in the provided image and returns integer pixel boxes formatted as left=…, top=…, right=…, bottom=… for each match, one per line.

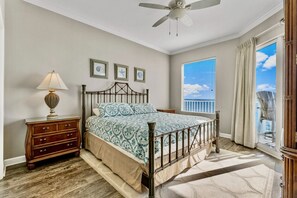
left=183, top=99, right=215, bottom=113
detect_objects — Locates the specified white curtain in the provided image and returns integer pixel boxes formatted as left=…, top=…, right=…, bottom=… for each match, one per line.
left=231, top=38, right=256, bottom=148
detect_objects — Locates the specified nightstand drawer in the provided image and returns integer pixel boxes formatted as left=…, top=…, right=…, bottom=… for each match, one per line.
left=34, top=124, right=57, bottom=134
left=33, top=141, right=78, bottom=157
left=58, top=121, right=77, bottom=131
left=33, top=131, right=77, bottom=146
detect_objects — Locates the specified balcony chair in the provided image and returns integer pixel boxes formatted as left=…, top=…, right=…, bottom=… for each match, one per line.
left=256, top=91, right=276, bottom=143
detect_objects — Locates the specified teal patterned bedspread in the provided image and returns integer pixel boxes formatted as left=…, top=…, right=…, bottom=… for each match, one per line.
left=86, top=112, right=210, bottom=163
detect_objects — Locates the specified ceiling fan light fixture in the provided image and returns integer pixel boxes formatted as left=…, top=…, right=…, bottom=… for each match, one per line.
left=169, top=8, right=186, bottom=20
left=139, top=0, right=221, bottom=35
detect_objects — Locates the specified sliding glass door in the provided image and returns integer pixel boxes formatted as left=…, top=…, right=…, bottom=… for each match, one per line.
left=255, top=37, right=283, bottom=157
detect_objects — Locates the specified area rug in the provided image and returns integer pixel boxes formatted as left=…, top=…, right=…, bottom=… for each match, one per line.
left=80, top=149, right=281, bottom=198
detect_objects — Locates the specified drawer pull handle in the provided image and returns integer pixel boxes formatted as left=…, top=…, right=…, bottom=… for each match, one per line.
left=67, top=143, right=73, bottom=146
left=280, top=183, right=284, bottom=188
left=67, top=133, right=73, bottom=137
left=40, top=149, right=47, bottom=153
left=65, top=124, right=71, bottom=127
left=39, top=138, right=47, bottom=142
left=42, top=127, right=50, bottom=130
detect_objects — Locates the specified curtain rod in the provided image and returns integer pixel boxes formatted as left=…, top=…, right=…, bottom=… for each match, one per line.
left=255, top=18, right=285, bottom=39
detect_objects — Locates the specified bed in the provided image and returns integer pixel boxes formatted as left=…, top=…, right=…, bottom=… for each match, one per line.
left=81, top=82, right=220, bottom=198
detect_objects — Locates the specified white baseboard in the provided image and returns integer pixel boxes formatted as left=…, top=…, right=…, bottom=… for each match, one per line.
left=0, top=167, right=3, bottom=180
left=220, top=133, right=231, bottom=139
left=4, top=155, right=26, bottom=167
left=2, top=155, right=26, bottom=177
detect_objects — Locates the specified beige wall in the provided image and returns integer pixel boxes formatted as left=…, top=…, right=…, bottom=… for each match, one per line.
left=169, top=10, right=284, bottom=135
left=4, top=0, right=284, bottom=159
left=4, top=0, right=170, bottom=159
left=0, top=0, right=4, bottom=178
left=169, top=39, right=239, bottom=134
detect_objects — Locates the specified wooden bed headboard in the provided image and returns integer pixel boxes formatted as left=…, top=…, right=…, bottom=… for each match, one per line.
left=81, top=82, right=149, bottom=147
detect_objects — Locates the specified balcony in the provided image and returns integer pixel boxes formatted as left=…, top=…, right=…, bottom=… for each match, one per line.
left=183, top=99, right=215, bottom=113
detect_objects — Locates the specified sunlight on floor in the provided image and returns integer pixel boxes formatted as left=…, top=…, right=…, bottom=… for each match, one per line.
left=81, top=149, right=280, bottom=198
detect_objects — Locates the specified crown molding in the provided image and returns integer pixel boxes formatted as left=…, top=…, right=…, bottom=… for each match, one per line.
left=169, top=33, right=240, bottom=55
left=169, top=2, right=284, bottom=55
left=24, top=0, right=283, bottom=56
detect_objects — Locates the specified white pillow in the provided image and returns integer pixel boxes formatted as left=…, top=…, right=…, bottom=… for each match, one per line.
left=93, top=108, right=100, bottom=116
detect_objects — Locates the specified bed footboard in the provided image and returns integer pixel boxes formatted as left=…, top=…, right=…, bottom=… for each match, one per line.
left=147, top=111, right=220, bottom=198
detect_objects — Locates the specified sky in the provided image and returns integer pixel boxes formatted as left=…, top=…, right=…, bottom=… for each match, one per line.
left=183, top=58, right=216, bottom=100
left=183, top=42, right=276, bottom=100
left=256, top=42, right=276, bottom=92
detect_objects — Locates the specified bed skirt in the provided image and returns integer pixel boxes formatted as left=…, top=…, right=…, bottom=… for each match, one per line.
left=85, top=132, right=212, bottom=192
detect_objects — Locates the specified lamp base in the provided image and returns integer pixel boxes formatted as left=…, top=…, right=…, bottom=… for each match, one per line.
left=47, top=112, right=58, bottom=119
left=44, top=91, right=60, bottom=119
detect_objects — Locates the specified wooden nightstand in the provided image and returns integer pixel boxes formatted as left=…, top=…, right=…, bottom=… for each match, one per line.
left=25, top=116, right=81, bottom=170
left=157, top=109, right=176, bottom=114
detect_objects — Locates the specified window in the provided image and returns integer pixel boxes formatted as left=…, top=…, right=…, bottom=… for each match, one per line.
left=255, top=41, right=277, bottom=148
left=182, top=58, right=216, bottom=113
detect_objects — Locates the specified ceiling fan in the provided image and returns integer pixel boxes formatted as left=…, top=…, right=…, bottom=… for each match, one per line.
left=139, top=0, right=221, bottom=28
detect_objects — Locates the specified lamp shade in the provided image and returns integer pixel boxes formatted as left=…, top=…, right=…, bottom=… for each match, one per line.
left=37, top=70, right=68, bottom=91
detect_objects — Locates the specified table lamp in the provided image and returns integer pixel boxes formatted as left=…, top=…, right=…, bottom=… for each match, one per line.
left=37, top=70, right=68, bottom=118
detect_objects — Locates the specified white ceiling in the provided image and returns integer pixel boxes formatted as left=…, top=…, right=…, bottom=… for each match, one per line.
left=24, top=0, right=283, bottom=54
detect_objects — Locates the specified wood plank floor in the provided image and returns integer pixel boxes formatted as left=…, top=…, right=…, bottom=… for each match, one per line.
left=0, top=138, right=282, bottom=198
left=0, top=155, right=123, bottom=198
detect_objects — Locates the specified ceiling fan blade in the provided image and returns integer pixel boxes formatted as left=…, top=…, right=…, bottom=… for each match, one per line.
left=153, top=15, right=169, bottom=27
left=180, top=14, right=193, bottom=27
left=186, top=0, right=221, bottom=10
left=139, top=3, right=170, bottom=10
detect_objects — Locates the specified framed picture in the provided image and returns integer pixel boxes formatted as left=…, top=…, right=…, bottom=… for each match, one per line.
left=90, top=59, right=108, bottom=79
left=114, top=64, right=129, bottom=81
left=134, top=67, right=145, bottom=83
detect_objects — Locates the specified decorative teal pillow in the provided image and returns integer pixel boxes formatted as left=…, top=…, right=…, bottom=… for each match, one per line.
left=129, top=103, right=157, bottom=114
left=96, top=103, right=134, bottom=117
